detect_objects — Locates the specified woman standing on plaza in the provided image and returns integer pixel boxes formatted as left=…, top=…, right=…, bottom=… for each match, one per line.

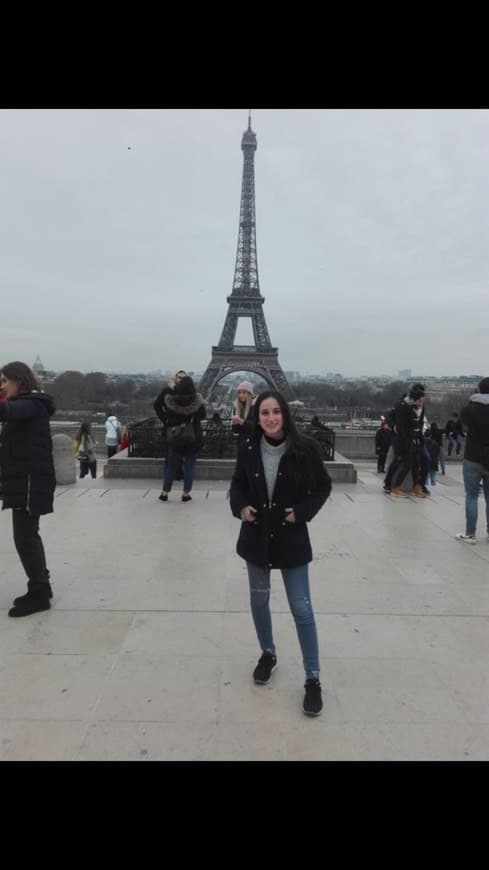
left=160, top=376, right=206, bottom=502
left=231, top=380, right=255, bottom=444
left=73, top=420, right=98, bottom=479
left=0, top=361, right=56, bottom=617
left=230, top=390, right=332, bottom=716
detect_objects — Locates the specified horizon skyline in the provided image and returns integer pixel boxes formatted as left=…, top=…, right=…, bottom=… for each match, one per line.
left=32, top=357, right=484, bottom=382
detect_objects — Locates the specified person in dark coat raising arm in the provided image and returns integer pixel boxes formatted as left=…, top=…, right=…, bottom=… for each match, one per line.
left=0, top=361, right=56, bottom=617
left=230, top=390, right=332, bottom=716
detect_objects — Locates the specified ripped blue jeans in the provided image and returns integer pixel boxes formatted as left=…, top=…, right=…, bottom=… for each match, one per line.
left=246, top=562, right=320, bottom=680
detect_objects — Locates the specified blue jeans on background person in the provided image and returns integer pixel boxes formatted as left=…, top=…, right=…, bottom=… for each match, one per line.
left=447, top=434, right=463, bottom=456
left=246, top=561, right=320, bottom=680
left=462, top=459, right=489, bottom=536
left=438, top=445, right=446, bottom=474
left=163, top=449, right=197, bottom=493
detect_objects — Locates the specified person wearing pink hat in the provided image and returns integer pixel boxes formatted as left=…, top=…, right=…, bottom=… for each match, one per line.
left=231, top=380, right=256, bottom=444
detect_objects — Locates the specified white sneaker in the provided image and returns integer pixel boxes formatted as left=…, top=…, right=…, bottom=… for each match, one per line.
left=456, top=533, right=477, bottom=544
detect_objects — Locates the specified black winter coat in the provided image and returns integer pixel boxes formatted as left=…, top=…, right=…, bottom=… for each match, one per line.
left=230, top=433, right=332, bottom=569
left=153, top=384, right=175, bottom=424
left=445, top=419, right=464, bottom=438
left=375, top=428, right=392, bottom=452
left=164, top=392, right=206, bottom=455
left=461, top=395, right=489, bottom=466
left=0, top=392, right=56, bottom=515
left=395, top=399, right=425, bottom=454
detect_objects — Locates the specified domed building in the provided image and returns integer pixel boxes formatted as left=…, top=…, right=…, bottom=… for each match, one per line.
left=32, top=355, right=47, bottom=379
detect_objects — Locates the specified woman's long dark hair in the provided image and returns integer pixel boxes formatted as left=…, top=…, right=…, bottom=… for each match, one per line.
left=76, top=420, right=92, bottom=444
left=252, top=390, right=321, bottom=488
left=1, top=361, right=41, bottom=394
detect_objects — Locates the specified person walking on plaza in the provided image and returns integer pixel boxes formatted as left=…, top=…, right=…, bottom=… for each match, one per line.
left=456, top=377, right=489, bottom=544
left=445, top=412, right=465, bottom=458
left=104, top=413, right=122, bottom=458
left=0, top=361, right=55, bottom=617
left=231, top=380, right=255, bottom=444
left=430, top=421, right=446, bottom=475
left=230, top=390, right=332, bottom=716
left=159, top=376, right=206, bottom=502
left=375, top=419, right=392, bottom=474
left=73, top=420, right=98, bottom=479
left=389, top=383, right=426, bottom=497
left=423, top=432, right=440, bottom=488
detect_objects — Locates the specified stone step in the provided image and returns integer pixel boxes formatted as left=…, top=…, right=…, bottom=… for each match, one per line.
left=103, top=450, right=357, bottom=483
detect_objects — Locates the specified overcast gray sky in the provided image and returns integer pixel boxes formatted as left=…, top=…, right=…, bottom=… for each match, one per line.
left=1, top=108, right=488, bottom=378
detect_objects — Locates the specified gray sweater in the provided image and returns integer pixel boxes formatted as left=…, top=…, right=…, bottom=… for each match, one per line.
left=260, top=435, right=287, bottom=502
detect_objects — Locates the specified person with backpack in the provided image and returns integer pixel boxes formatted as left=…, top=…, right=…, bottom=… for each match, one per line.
left=456, top=377, right=489, bottom=543
left=104, top=414, right=122, bottom=458
left=73, top=420, right=98, bottom=479
left=154, top=370, right=187, bottom=485
left=159, top=376, right=206, bottom=502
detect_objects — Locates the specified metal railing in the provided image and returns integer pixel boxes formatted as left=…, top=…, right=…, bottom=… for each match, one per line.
left=128, top=418, right=335, bottom=461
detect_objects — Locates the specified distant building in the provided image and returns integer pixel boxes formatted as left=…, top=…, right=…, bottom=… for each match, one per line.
left=284, top=371, right=301, bottom=383
left=32, top=355, right=46, bottom=377
left=398, top=369, right=411, bottom=379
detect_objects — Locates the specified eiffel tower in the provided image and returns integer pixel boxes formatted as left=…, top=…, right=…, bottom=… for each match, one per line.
left=199, top=113, right=293, bottom=401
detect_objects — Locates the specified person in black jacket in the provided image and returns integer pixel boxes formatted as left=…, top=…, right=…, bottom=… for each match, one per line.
left=389, top=383, right=426, bottom=497
left=0, top=361, right=56, bottom=617
left=153, top=370, right=187, bottom=425
left=230, top=390, right=332, bottom=716
left=445, top=413, right=465, bottom=457
left=153, top=370, right=187, bottom=486
left=375, top=420, right=392, bottom=473
left=430, top=421, right=446, bottom=475
left=456, top=377, right=489, bottom=543
left=159, top=376, right=206, bottom=502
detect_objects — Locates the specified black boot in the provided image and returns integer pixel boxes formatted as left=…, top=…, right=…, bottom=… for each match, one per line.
left=13, top=581, right=53, bottom=607
left=9, top=583, right=51, bottom=617
left=13, top=572, right=53, bottom=607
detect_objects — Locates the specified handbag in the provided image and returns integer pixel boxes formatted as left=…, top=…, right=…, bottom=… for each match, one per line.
left=167, top=418, right=196, bottom=449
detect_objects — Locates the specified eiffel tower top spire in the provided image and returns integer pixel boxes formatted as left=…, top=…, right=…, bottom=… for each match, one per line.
left=241, top=110, right=257, bottom=150
left=228, top=111, right=262, bottom=313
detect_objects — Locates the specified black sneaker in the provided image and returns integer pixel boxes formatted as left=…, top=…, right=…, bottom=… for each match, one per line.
left=158, top=493, right=168, bottom=501
left=383, top=485, right=391, bottom=494
left=253, top=652, right=277, bottom=684
left=422, top=486, right=430, bottom=495
left=303, top=679, right=323, bottom=716
left=182, top=494, right=192, bottom=502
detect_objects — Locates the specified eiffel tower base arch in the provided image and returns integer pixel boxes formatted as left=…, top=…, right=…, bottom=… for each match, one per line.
left=199, top=347, right=294, bottom=401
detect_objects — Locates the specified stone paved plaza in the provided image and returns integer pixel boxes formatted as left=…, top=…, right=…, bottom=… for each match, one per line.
left=1, top=460, right=488, bottom=761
